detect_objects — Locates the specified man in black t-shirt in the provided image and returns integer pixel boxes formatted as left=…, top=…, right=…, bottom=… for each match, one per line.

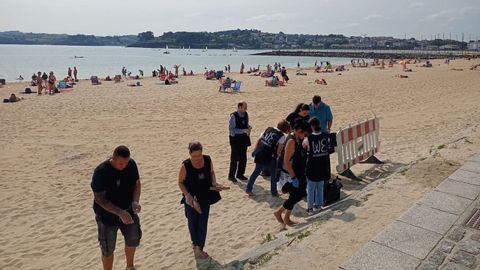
left=91, top=145, right=142, bottom=270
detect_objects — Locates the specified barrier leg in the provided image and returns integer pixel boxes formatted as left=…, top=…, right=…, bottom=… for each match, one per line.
left=360, top=155, right=383, bottom=164
left=340, top=169, right=361, bottom=181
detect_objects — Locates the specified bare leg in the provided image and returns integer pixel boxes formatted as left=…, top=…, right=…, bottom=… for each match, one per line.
left=284, top=210, right=298, bottom=226
left=101, top=254, right=114, bottom=270
left=125, top=246, right=136, bottom=268
left=273, top=206, right=285, bottom=224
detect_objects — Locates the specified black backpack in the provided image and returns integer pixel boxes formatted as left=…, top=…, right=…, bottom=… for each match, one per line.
left=324, top=177, right=343, bottom=206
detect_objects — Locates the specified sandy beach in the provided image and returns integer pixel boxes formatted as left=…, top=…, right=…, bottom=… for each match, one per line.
left=1, top=59, right=480, bottom=270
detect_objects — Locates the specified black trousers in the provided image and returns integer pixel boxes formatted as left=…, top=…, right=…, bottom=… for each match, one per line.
left=229, top=136, right=248, bottom=178
left=283, top=180, right=307, bottom=210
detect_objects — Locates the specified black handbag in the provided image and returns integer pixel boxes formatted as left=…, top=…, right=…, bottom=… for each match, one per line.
left=324, top=177, right=343, bottom=206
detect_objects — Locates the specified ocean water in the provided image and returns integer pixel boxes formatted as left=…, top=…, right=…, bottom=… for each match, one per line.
left=0, top=45, right=352, bottom=82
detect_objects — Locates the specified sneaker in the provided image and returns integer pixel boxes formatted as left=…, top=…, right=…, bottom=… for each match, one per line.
left=313, top=207, right=323, bottom=212
left=246, top=191, right=254, bottom=197
left=307, top=208, right=315, bottom=216
left=237, top=175, right=248, bottom=181
left=228, top=176, right=238, bottom=183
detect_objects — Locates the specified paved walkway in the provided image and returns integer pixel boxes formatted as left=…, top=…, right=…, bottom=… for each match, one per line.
left=340, top=154, right=480, bottom=270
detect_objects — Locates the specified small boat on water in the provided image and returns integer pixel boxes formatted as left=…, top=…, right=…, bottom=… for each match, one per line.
left=74, top=56, right=84, bottom=58
left=163, top=45, right=170, bottom=54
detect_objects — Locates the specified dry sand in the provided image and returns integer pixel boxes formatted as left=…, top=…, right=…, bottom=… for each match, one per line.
left=0, top=59, right=479, bottom=270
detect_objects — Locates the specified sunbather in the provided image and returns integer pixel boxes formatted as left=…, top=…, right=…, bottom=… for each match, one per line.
left=9, top=93, right=24, bottom=102
left=314, top=79, right=327, bottom=85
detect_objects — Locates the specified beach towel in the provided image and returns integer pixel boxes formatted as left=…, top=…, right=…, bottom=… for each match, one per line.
left=59, top=89, right=74, bottom=93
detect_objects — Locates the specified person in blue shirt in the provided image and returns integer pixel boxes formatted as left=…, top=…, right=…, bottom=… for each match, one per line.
left=308, top=95, right=333, bottom=133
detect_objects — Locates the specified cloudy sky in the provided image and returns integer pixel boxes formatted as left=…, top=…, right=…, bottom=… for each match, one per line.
left=1, top=0, right=479, bottom=40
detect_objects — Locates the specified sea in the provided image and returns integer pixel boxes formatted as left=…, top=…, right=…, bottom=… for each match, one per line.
left=0, top=44, right=353, bottom=82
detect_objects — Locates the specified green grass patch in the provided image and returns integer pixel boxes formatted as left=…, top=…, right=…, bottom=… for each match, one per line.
left=261, top=233, right=277, bottom=244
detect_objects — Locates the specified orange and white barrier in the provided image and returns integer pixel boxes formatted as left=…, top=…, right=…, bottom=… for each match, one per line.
left=335, top=117, right=380, bottom=174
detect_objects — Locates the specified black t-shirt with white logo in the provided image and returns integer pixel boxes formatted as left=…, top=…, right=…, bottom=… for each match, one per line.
left=91, top=159, right=139, bottom=225
left=306, top=133, right=331, bottom=181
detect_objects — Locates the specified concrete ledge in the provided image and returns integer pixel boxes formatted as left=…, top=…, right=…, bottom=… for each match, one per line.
left=340, top=241, right=420, bottom=270
left=449, top=169, right=480, bottom=186
left=398, top=204, right=458, bottom=234
left=373, top=221, right=442, bottom=259
left=462, top=162, right=480, bottom=174
left=435, top=178, right=480, bottom=200
left=419, top=190, right=473, bottom=215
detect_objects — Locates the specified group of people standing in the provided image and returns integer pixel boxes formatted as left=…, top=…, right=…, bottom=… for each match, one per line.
left=89, top=96, right=333, bottom=270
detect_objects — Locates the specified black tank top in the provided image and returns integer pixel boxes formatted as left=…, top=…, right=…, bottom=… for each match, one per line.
left=183, top=155, right=213, bottom=205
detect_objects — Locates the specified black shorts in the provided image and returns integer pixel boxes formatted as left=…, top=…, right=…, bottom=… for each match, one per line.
left=95, top=214, right=142, bottom=257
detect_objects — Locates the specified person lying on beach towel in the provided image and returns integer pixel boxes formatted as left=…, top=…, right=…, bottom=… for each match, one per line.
left=315, top=79, right=327, bottom=85
left=4, top=93, right=24, bottom=103
left=395, top=74, right=409, bottom=78
left=127, top=81, right=142, bottom=87
left=296, top=71, right=307, bottom=76
left=164, top=78, right=178, bottom=85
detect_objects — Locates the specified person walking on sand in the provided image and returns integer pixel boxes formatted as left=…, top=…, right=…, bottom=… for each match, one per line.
left=36, top=71, right=43, bottom=95
left=178, top=142, right=226, bottom=260
left=274, top=121, right=309, bottom=227
left=240, top=63, right=245, bottom=74
left=68, top=67, right=72, bottom=78
left=47, top=71, right=56, bottom=95
left=281, top=66, right=289, bottom=83
left=91, top=146, right=142, bottom=270
left=41, top=72, right=48, bottom=89
left=309, top=95, right=333, bottom=133
left=228, top=101, right=252, bottom=182
left=246, top=120, right=291, bottom=197
left=174, top=65, right=180, bottom=78
left=73, top=66, right=78, bottom=81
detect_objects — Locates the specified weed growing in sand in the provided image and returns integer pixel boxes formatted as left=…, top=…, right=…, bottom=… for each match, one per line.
left=465, top=138, right=473, bottom=144
left=259, top=253, right=273, bottom=264
left=437, top=144, right=445, bottom=149
left=297, top=230, right=311, bottom=240
left=261, top=233, right=277, bottom=244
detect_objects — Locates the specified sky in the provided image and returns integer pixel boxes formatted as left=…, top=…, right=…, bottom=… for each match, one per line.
left=1, top=0, right=480, bottom=40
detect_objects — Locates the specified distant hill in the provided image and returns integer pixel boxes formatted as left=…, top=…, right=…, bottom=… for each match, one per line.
left=0, top=31, right=138, bottom=46
left=0, top=30, right=469, bottom=51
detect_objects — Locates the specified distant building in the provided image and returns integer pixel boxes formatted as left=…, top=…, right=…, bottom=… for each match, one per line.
left=468, top=41, right=480, bottom=50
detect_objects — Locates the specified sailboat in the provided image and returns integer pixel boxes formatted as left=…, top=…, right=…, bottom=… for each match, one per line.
left=233, top=47, right=237, bottom=52
left=163, top=45, right=170, bottom=54
left=202, top=46, right=208, bottom=52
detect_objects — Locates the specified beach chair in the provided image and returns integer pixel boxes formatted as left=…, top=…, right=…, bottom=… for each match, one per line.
left=57, top=81, right=67, bottom=89
left=232, top=81, right=241, bottom=91
left=90, top=76, right=101, bottom=85
left=215, top=70, right=224, bottom=80
left=114, top=75, right=122, bottom=83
